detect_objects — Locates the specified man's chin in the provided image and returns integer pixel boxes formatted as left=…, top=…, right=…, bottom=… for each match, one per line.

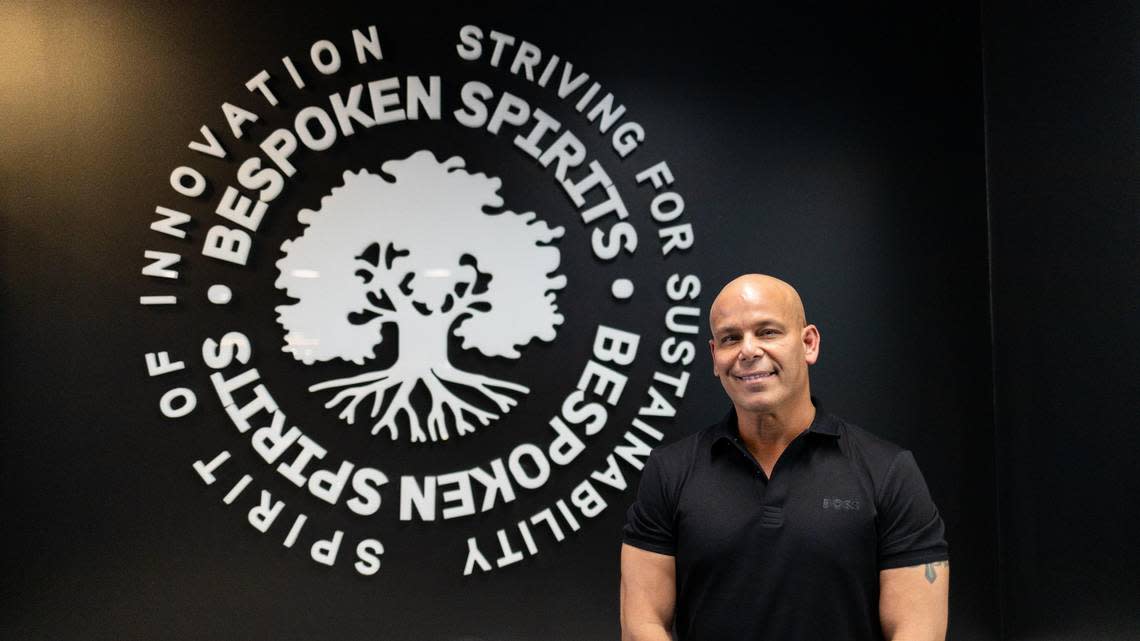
left=731, top=394, right=779, bottom=414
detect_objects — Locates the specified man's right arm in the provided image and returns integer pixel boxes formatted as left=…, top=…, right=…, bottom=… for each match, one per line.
left=620, top=543, right=676, bottom=641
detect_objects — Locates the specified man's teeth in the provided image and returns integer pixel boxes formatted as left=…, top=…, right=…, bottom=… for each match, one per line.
left=738, top=371, right=775, bottom=381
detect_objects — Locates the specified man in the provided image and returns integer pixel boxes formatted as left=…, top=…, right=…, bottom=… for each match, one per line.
left=621, top=274, right=949, bottom=641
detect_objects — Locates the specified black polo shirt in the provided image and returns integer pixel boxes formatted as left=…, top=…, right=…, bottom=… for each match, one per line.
left=623, top=406, right=948, bottom=641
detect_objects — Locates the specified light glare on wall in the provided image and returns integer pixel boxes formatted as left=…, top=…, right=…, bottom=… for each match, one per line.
left=0, top=4, right=49, bottom=113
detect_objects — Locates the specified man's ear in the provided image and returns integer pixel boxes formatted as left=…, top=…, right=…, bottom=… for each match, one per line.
left=708, top=338, right=717, bottom=376
left=802, top=324, right=821, bottom=365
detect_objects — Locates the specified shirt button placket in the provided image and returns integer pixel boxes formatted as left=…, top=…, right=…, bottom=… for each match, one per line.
left=754, top=467, right=767, bottom=500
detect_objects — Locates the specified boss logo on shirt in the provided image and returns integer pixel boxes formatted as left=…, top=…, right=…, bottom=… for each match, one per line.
left=822, top=497, right=861, bottom=511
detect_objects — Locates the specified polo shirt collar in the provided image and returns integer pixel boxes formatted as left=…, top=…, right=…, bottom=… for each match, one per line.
left=711, top=397, right=840, bottom=452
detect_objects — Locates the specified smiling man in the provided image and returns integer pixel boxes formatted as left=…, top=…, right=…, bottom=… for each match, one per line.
left=621, top=274, right=949, bottom=641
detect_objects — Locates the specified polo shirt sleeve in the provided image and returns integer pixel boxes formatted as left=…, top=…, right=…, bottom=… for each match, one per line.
left=876, top=450, right=949, bottom=570
left=622, top=450, right=677, bottom=556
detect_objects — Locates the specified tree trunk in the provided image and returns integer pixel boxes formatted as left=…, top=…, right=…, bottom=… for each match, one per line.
left=394, top=311, right=454, bottom=373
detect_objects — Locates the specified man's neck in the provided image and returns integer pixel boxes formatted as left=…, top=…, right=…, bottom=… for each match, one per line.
left=736, top=396, right=816, bottom=454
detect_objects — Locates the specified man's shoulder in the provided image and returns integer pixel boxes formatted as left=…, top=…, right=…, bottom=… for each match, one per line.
left=645, top=417, right=724, bottom=470
left=828, top=413, right=910, bottom=471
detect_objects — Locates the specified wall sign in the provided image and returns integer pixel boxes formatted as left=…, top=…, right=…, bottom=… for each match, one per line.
left=139, top=23, right=702, bottom=579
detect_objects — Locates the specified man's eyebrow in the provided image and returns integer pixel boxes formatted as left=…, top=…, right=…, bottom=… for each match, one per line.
left=712, top=323, right=739, bottom=335
left=713, top=319, right=787, bottom=335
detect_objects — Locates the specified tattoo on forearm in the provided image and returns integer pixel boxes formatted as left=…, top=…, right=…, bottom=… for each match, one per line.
left=923, top=561, right=949, bottom=584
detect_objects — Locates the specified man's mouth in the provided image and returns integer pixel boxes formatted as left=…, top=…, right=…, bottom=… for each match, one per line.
left=734, top=370, right=776, bottom=382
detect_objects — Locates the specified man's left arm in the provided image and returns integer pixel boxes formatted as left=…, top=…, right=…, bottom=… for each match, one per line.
left=875, top=450, right=950, bottom=641
left=879, top=560, right=949, bottom=641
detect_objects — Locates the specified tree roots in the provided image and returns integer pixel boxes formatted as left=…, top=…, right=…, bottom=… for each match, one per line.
left=310, top=363, right=529, bottom=442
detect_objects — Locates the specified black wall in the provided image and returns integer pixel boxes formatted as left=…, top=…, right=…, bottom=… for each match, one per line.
left=985, top=1, right=1140, bottom=639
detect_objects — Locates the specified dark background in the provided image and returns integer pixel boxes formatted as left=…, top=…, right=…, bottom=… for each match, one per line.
left=1, top=1, right=1135, bottom=640
left=984, top=1, right=1140, bottom=639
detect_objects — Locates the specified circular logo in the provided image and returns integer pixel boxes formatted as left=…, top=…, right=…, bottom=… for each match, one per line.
left=139, top=22, right=703, bottom=579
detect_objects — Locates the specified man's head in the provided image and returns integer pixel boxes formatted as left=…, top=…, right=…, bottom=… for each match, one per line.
left=708, top=274, right=820, bottom=417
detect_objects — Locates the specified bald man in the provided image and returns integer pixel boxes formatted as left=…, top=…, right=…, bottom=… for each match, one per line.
left=621, top=275, right=949, bottom=641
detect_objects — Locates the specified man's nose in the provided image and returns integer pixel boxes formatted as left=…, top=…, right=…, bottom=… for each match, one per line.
left=739, top=335, right=763, bottom=359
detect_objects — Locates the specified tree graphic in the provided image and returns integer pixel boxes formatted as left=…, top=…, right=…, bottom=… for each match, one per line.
left=274, top=151, right=566, bottom=442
